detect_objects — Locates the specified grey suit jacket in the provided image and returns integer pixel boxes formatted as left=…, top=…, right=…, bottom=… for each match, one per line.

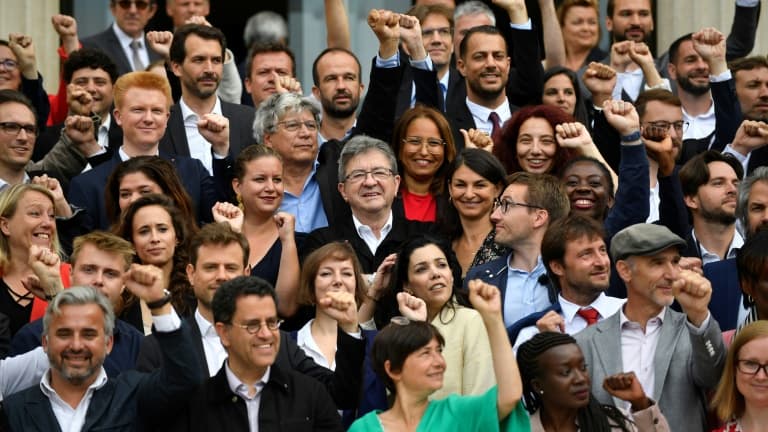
left=82, top=27, right=162, bottom=77
left=574, top=308, right=724, bottom=432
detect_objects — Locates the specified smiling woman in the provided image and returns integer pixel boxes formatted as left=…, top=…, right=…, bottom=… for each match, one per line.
left=0, top=184, right=64, bottom=336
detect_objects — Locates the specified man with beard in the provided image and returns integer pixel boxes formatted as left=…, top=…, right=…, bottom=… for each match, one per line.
left=1, top=269, right=202, bottom=431
left=161, top=24, right=254, bottom=175
left=679, top=151, right=744, bottom=265
left=668, top=34, right=716, bottom=144
left=311, top=48, right=363, bottom=145
left=508, top=216, right=625, bottom=350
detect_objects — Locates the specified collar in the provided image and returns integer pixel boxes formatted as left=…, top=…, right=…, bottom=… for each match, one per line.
left=99, top=113, right=112, bottom=132
left=559, top=293, right=623, bottom=323
left=681, top=98, right=715, bottom=121
left=352, top=210, right=393, bottom=237
left=465, top=97, right=511, bottom=122
left=507, top=254, right=545, bottom=275
left=0, top=172, right=30, bottom=189
left=118, top=145, right=159, bottom=161
left=40, top=367, right=109, bottom=399
left=224, top=361, right=270, bottom=399
left=619, top=305, right=666, bottom=328
left=690, top=228, right=743, bottom=260
left=194, top=308, right=217, bottom=338
left=112, top=22, right=143, bottom=49
left=438, top=69, right=450, bottom=90
left=179, top=96, right=223, bottom=121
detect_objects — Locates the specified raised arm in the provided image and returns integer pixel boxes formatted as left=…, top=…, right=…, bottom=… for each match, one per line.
left=538, top=0, right=567, bottom=70
left=325, top=0, right=350, bottom=50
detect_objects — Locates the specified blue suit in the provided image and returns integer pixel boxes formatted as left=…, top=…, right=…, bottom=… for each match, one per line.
left=704, top=258, right=743, bottom=331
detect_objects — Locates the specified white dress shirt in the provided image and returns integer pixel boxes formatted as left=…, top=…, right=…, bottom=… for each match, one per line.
left=179, top=97, right=226, bottom=175
left=296, top=319, right=335, bottom=370
left=352, top=211, right=393, bottom=256
left=465, top=98, right=512, bottom=136
left=41, top=368, right=109, bottom=432
left=112, top=23, right=149, bottom=72
left=690, top=228, right=743, bottom=265
left=619, top=307, right=666, bottom=407
left=195, top=309, right=228, bottom=376
left=225, top=362, right=270, bottom=432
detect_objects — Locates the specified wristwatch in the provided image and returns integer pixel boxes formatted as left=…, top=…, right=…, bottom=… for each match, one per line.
left=145, top=289, right=172, bottom=309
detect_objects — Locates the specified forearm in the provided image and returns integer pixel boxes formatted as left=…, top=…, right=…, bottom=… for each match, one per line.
left=275, top=238, right=300, bottom=318
left=539, top=0, right=566, bottom=69
left=324, top=0, right=350, bottom=49
left=482, top=314, right=522, bottom=418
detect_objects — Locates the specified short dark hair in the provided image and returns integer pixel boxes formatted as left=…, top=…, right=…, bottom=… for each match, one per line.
left=541, top=215, right=606, bottom=291
left=506, top=172, right=571, bottom=224
left=729, top=55, right=768, bottom=76
left=679, top=150, right=744, bottom=199
left=189, top=222, right=249, bottom=269
left=63, top=48, right=119, bottom=84
left=634, top=89, right=681, bottom=120
left=0, top=89, right=36, bottom=122
left=668, top=33, right=693, bottom=65
left=459, top=25, right=505, bottom=59
left=212, top=275, right=276, bottom=325
left=371, top=320, right=445, bottom=395
left=169, top=24, right=226, bottom=65
left=246, top=42, right=296, bottom=79
left=606, top=0, right=652, bottom=18
left=311, top=47, right=361, bottom=87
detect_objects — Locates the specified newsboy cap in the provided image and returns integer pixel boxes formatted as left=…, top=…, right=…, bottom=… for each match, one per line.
left=610, top=223, right=686, bottom=262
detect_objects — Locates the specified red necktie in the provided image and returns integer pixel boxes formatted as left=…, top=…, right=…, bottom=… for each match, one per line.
left=488, top=112, right=502, bottom=147
left=576, top=307, right=600, bottom=326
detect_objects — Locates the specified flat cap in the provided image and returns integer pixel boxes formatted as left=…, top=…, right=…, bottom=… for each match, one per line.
left=610, top=223, right=686, bottom=262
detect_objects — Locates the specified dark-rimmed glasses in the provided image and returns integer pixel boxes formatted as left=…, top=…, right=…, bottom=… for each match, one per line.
left=230, top=319, right=283, bottom=334
left=492, top=197, right=542, bottom=214
left=737, top=359, right=768, bottom=376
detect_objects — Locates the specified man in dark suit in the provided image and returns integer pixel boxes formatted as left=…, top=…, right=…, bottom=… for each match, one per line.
left=137, top=222, right=365, bottom=410
left=67, top=71, right=229, bottom=231
left=574, top=223, right=725, bottom=432
left=81, top=0, right=163, bottom=77
left=161, top=24, right=254, bottom=175
left=171, top=275, right=343, bottom=431
left=464, top=172, right=570, bottom=328
left=1, top=268, right=203, bottom=431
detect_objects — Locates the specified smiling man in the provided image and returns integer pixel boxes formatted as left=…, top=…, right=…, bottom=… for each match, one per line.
left=172, top=275, right=343, bottom=431
left=574, top=223, right=725, bottom=432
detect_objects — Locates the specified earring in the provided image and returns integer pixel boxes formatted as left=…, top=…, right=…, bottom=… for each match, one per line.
left=539, top=390, right=544, bottom=395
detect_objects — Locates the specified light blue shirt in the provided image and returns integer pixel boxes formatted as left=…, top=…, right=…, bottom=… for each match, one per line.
left=279, top=160, right=328, bottom=233
left=503, top=256, right=550, bottom=327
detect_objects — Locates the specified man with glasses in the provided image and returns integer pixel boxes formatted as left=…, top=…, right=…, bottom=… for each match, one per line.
left=136, top=222, right=365, bottom=414
left=465, top=172, right=570, bottom=327
left=82, top=0, right=163, bottom=76
left=171, top=275, right=343, bottom=431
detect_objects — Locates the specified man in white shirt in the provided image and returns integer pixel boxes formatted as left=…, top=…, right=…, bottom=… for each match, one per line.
left=574, top=223, right=725, bottom=432
left=511, top=216, right=625, bottom=350
left=1, top=267, right=202, bottom=431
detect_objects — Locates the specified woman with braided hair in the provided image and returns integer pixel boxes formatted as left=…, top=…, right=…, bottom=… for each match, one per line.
left=517, top=332, right=670, bottom=432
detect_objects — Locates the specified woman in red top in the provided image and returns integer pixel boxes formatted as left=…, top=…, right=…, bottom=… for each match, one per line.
left=391, top=106, right=456, bottom=222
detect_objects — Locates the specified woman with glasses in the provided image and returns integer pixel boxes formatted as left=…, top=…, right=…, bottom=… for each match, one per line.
left=391, top=106, right=457, bottom=222
left=0, top=37, right=49, bottom=129
left=711, top=321, right=768, bottom=432
left=440, top=149, right=510, bottom=276
left=113, top=194, right=196, bottom=333
left=349, top=278, right=529, bottom=431
left=214, top=144, right=300, bottom=321
left=518, top=331, right=669, bottom=432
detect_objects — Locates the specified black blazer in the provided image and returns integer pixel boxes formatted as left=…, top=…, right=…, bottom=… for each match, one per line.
left=159, top=101, right=256, bottom=161
left=136, top=315, right=366, bottom=409
left=170, top=362, right=343, bottom=432
left=81, top=27, right=163, bottom=77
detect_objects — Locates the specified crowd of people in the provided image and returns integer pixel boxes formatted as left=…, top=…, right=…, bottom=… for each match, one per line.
left=0, top=0, right=766, bottom=430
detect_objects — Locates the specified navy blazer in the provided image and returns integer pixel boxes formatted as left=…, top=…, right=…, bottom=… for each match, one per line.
left=67, top=150, right=226, bottom=231
left=2, top=321, right=202, bottom=432
left=703, top=258, right=743, bottom=331
left=81, top=27, right=163, bottom=77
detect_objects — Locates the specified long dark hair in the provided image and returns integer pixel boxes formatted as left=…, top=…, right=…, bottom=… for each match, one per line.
left=517, top=332, right=632, bottom=432
left=540, top=66, right=590, bottom=127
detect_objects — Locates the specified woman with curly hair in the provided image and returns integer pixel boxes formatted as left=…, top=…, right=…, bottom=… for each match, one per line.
left=113, top=194, right=197, bottom=333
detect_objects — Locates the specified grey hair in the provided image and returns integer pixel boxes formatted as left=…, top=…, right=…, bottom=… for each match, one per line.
left=243, top=11, right=288, bottom=48
left=453, top=1, right=496, bottom=26
left=738, top=166, right=768, bottom=234
left=252, top=92, right=321, bottom=143
left=42, top=286, right=115, bottom=338
left=337, top=135, right=398, bottom=182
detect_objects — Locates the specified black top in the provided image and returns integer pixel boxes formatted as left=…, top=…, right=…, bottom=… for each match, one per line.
left=0, top=278, right=32, bottom=337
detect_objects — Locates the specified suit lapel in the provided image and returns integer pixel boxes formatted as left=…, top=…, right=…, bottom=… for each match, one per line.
left=591, top=314, right=625, bottom=406
left=160, top=106, right=190, bottom=157
left=80, top=381, right=115, bottom=431
left=106, top=29, right=132, bottom=76
left=25, top=388, right=64, bottom=432
left=652, top=309, right=685, bottom=401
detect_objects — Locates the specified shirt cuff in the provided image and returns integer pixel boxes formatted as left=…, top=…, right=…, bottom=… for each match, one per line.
left=685, top=312, right=711, bottom=335
left=723, top=143, right=751, bottom=175
left=410, top=55, right=432, bottom=71
left=710, top=69, right=732, bottom=83
left=736, top=0, right=759, bottom=7
left=643, top=78, right=671, bottom=92
left=152, top=308, right=182, bottom=332
left=509, top=19, right=532, bottom=30
left=375, top=52, right=399, bottom=68
left=343, top=328, right=362, bottom=339
left=359, top=318, right=377, bottom=331
left=213, top=151, right=227, bottom=159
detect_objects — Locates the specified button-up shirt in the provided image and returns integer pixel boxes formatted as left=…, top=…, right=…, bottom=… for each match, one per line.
left=225, top=362, right=270, bottom=432
left=112, top=23, right=149, bottom=72
left=620, top=307, right=665, bottom=406
left=690, top=228, right=743, bottom=265
left=296, top=319, right=334, bottom=370
left=466, top=98, right=512, bottom=137
left=195, top=309, right=227, bottom=376
left=41, top=368, right=109, bottom=432
left=682, top=101, right=716, bottom=141
left=352, top=211, right=393, bottom=256
left=279, top=160, right=328, bottom=234
left=179, top=97, right=226, bottom=175
left=503, top=255, right=550, bottom=327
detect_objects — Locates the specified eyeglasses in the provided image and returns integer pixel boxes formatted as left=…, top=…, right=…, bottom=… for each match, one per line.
left=492, top=197, right=542, bottom=214
left=737, top=359, right=768, bottom=376
left=402, top=136, right=446, bottom=153
left=642, top=121, right=689, bottom=135
left=0, top=59, right=18, bottom=70
left=230, top=318, right=283, bottom=334
left=344, top=167, right=394, bottom=183
left=277, top=120, right=318, bottom=133
left=421, top=27, right=452, bottom=38
left=0, top=122, right=37, bottom=137
left=115, top=0, right=151, bottom=10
